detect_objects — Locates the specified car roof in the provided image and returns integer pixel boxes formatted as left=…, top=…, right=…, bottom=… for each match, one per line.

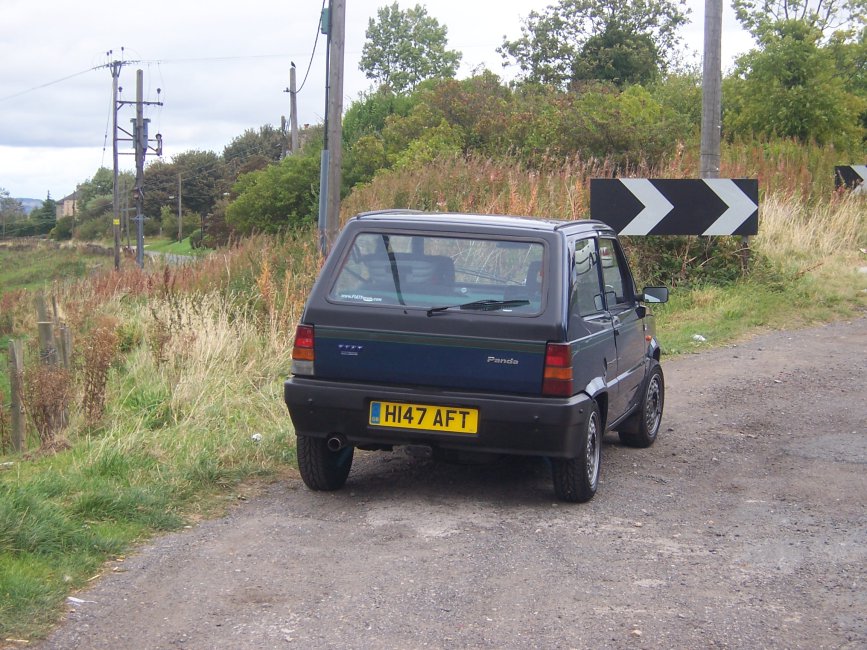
left=349, top=210, right=614, bottom=236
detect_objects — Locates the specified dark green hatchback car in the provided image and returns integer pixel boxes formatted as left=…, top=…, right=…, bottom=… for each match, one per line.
left=284, top=211, right=668, bottom=502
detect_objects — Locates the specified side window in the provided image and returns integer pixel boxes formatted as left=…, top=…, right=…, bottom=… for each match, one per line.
left=599, top=237, right=635, bottom=308
left=571, top=238, right=604, bottom=317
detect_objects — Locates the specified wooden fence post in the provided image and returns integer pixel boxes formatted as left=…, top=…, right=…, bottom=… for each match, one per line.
left=8, top=340, right=25, bottom=452
left=58, top=324, right=72, bottom=370
left=35, top=292, right=58, bottom=366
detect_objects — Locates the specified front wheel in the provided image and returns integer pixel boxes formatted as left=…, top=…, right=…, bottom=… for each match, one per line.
left=296, top=435, right=354, bottom=491
left=618, top=363, right=664, bottom=448
left=551, top=401, right=601, bottom=503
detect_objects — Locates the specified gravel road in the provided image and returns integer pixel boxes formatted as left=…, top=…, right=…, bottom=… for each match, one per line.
left=35, top=318, right=867, bottom=649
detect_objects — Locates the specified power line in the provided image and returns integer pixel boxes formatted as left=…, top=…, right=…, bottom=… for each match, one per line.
left=0, top=66, right=100, bottom=102
left=297, top=0, right=328, bottom=94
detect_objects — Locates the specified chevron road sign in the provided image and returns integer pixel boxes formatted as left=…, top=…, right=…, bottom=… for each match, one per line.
left=590, top=178, right=759, bottom=236
left=834, top=165, right=867, bottom=191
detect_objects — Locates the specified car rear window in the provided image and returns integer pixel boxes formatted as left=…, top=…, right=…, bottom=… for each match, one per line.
left=328, top=232, right=546, bottom=314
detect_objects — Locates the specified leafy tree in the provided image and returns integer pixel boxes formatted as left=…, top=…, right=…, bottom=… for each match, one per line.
left=30, top=193, right=57, bottom=235
left=1, top=188, right=24, bottom=238
left=360, top=3, right=462, bottom=94
left=202, top=196, right=233, bottom=247
left=724, top=20, right=866, bottom=145
left=393, top=120, right=464, bottom=170
left=222, top=125, right=285, bottom=173
left=499, top=0, right=689, bottom=88
left=343, top=89, right=416, bottom=146
left=572, top=23, right=661, bottom=87
left=80, top=195, right=113, bottom=222
left=828, top=27, right=867, bottom=132
left=225, top=148, right=320, bottom=235
left=648, top=68, right=703, bottom=132
left=423, top=72, right=515, bottom=154
left=344, top=134, right=389, bottom=188
left=142, top=151, right=221, bottom=226
left=75, top=168, right=115, bottom=208
left=52, top=216, right=75, bottom=240
left=733, top=0, right=866, bottom=40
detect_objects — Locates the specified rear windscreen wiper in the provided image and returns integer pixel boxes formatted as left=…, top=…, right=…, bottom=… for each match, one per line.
left=427, top=299, right=530, bottom=317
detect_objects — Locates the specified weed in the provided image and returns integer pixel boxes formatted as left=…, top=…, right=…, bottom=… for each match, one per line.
left=22, top=365, right=72, bottom=452
left=0, top=397, right=8, bottom=453
left=80, top=317, right=120, bottom=426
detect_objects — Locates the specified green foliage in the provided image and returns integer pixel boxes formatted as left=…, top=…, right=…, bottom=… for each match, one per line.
left=359, top=2, right=462, bottom=94
left=393, top=120, right=464, bottom=170
left=226, top=148, right=320, bottom=235
left=422, top=72, right=515, bottom=154
left=1, top=188, right=25, bottom=238
left=724, top=20, right=866, bottom=146
left=499, top=0, right=689, bottom=87
left=29, top=194, right=57, bottom=236
left=143, top=151, right=223, bottom=224
left=648, top=70, right=703, bottom=134
left=51, top=216, right=74, bottom=241
left=80, top=194, right=113, bottom=222
left=344, top=134, right=389, bottom=188
left=342, top=88, right=416, bottom=146
left=159, top=206, right=202, bottom=243
left=573, top=22, right=661, bottom=87
left=223, top=125, right=285, bottom=170
left=74, top=215, right=111, bottom=242
left=732, top=0, right=867, bottom=40
left=518, top=83, right=689, bottom=163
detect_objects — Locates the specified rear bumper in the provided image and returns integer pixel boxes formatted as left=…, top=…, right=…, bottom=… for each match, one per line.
left=284, top=377, right=592, bottom=458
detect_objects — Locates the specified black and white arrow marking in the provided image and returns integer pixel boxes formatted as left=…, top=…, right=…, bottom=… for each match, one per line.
left=835, top=165, right=867, bottom=192
left=590, top=178, right=759, bottom=236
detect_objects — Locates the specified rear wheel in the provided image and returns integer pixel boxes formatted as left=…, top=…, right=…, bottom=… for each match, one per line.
left=618, top=363, right=664, bottom=448
left=551, top=401, right=601, bottom=503
left=296, top=435, right=354, bottom=491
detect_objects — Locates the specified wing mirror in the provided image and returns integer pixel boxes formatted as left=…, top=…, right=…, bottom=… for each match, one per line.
left=640, top=286, right=669, bottom=304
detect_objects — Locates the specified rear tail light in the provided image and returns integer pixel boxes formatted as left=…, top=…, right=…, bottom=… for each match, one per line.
left=291, top=324, right=315, bottom=375
left=542, top=342, right=573, bottom=396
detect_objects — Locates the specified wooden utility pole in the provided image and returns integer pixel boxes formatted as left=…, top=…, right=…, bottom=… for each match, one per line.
left=111, top=58, right=123, bottom=270
left=324, top=0, right=346, bottom=251
left=177, top=173, right=183, bottom=241
left=134, top=69, right=146, bottom=268
left=700, top=0, right=722, bottom=180
left=289, top=63, right=299, bottom=154
left=8, top=340, right=25, bottom=452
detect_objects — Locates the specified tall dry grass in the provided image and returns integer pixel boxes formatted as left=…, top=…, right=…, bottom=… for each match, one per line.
left=342, top=154, right=697, bottom=222
left=755, top=192, right=867, bottom=263
left=341, top=140, right=856, bottom=223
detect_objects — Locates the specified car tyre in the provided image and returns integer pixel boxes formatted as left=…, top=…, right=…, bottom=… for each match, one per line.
left=296, top=435, right=354, bottom=491
left=618, top=362, right=664, bottom=448
left=551, top=401, right=601, bottom=503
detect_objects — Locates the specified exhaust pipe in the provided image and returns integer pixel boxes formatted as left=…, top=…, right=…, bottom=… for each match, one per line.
left=326, top=434, right=347, bottom=452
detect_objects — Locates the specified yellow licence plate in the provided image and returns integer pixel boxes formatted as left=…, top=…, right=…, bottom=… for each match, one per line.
left=369, top=401, right=479, bottom=434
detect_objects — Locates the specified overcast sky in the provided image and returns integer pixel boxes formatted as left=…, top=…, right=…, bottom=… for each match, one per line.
left=0, top=0, right=753, bottom=200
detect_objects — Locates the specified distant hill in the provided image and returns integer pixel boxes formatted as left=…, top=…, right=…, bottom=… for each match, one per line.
left=16, top=198, right=42, bottom=214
